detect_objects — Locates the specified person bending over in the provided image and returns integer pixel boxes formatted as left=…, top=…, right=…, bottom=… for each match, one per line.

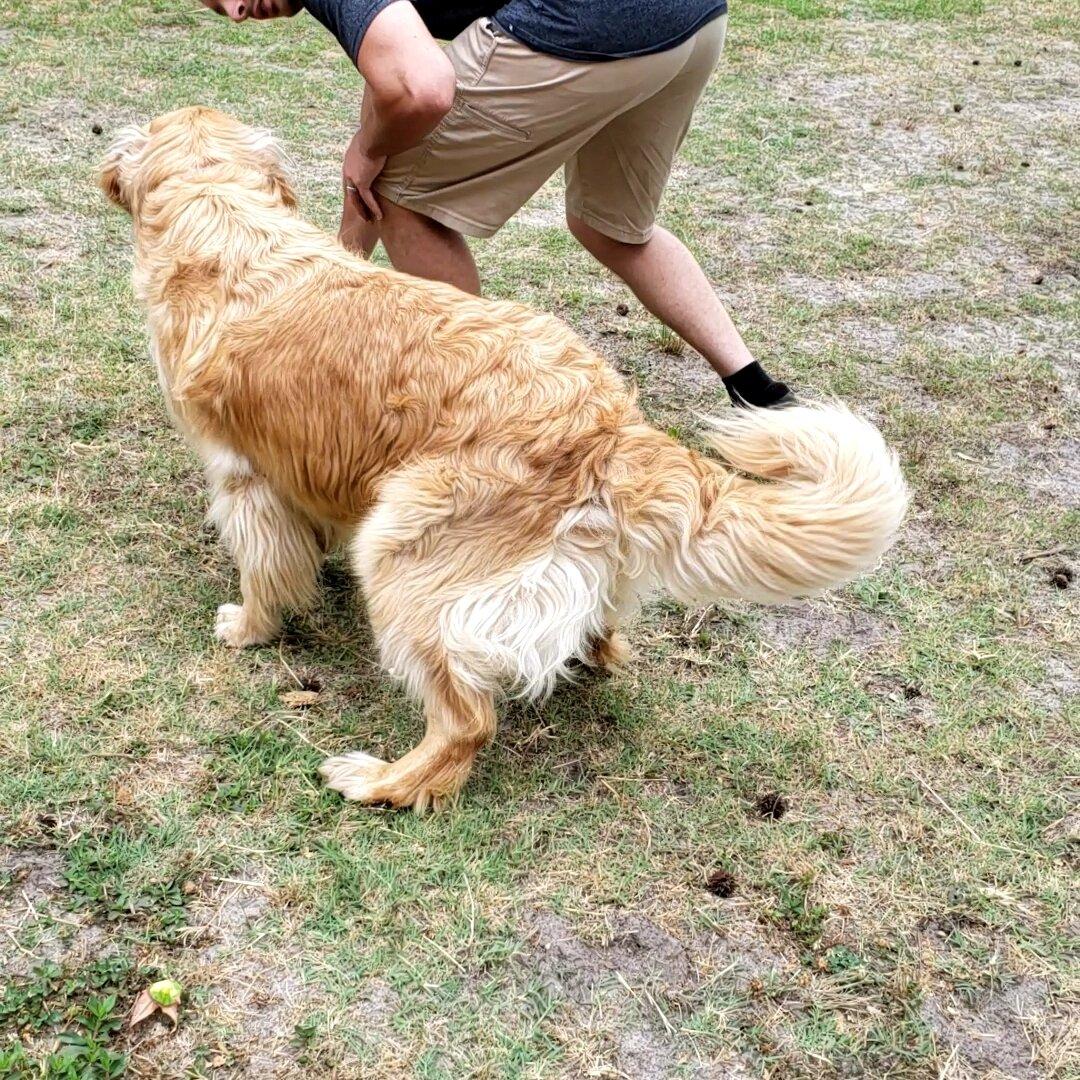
left=199, top=0, right=795, bottom=408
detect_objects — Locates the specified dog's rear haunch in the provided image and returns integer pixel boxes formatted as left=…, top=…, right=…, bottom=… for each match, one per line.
left=101, top=107, right=908, bottom=812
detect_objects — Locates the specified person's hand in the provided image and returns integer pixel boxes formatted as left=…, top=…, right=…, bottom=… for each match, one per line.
left=342, top=127, right=387, bottom=222
left=339, top=189, right=381, bottom=257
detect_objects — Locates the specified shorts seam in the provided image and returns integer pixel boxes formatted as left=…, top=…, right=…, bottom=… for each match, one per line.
left=566, top=201, right=654, bottom=244
left=375, top=187, right=502, bottom=238
left=473, top=19, right=499, bottom=84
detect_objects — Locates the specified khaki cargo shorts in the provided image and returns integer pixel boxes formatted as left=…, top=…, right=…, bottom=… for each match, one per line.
left=374, top=14, right=727, bottom=244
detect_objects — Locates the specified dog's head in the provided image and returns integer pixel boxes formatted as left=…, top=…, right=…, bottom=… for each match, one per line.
left=99, top=106, right=296, bottom=218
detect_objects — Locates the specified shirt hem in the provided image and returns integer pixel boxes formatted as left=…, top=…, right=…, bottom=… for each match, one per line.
left=491, top=3, right=726, bottom=62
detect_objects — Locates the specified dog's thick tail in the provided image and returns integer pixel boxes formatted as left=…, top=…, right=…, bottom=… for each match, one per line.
left=621, top=403, right=908, bottom=605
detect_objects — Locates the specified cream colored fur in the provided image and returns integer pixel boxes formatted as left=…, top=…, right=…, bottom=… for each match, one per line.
left=101, top=107, right=908, bottom=812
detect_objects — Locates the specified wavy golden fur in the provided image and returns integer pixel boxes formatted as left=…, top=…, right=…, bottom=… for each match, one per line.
left=101, top=107, right=908, bottom=811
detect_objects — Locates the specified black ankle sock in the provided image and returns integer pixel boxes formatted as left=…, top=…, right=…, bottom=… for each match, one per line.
left=722, top=361, right=794, bottom=408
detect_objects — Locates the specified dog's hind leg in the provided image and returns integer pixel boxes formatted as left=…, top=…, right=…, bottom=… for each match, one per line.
left=319, top=459, right=510, bottom=810
left=585, top=628, right=632, bottom=673
left=319, top=647, right=497, bottom=813
left=583, top=570, right=649, bottom=673
left=320, top=456, right=613, bottom=811
left=206, top=449, right=324, bottom=648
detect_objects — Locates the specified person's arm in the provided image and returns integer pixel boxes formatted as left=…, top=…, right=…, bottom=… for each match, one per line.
left=342, top=2, right=455, bottom=221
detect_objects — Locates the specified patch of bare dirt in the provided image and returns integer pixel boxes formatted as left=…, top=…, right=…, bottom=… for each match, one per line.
left=1053, top=358, right=1080, bottom=407
left=922, top=316, right=1073, bottom=366
left=754, top=601, right=897, bottom=657
left=1026, top=655, right=1080, bottom=717
left=519, top=907, right=797, bottom=1077
left=988, top=91, right=1079, bottom=178
left=514, top=203, right=565, bottom=231
left=632, top=346, right=726, bottom=414
left=0, top=847, right=112, bottom=979
left=131, top=873, right=313, bottom=1078
left=1, top=98, right=136, bottom=161
left=780, top=269, right=963, bottom=309
left=524, top=910, right=695, bottom=1006
left=921, top=979, right=1060, bottom=1080
left=0, top=204, right=87, bottom=275
left=831, top=317, right=906, bottom=362
left=697, top=916, right=794, bottom=990
left=109, top=748, right=210, bottom=810
left=521, top=910, right=697, bottom=1077
left=796, top=70, right=948, bottom=173
left=190, top=876, right=273, bottom=954
left=613, top=1026, right=678, bottom=1080
left=344, top=977, right=399, bottom=1029
left=990, top=435, right=1080, bottom=508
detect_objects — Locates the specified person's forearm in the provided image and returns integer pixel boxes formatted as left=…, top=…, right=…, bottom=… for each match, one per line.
left=352, top=2, right=455, bottom=158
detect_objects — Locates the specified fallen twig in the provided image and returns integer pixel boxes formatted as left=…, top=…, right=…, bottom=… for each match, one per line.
left=1017, top=545, right=1074, bottom=565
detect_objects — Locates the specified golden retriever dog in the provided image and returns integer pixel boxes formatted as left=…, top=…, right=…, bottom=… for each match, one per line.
left=100, top=107, right=907, bottom=812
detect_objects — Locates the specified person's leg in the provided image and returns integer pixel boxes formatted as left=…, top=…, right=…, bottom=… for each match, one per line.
left=566, top=16, right=793, bottom=406
left=372, top=19, right=686, bottom=292
left=566, top=214, right=753, bottom=378
left=377, top=198, right=481, bottom=294
left=337, top=186, right=481, bottom=294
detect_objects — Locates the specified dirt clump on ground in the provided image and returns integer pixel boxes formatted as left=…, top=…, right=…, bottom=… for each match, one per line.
left=705, top=869, right=737, bottom=897
left=754, top=793, right=789, bottom=821
left=1048, top=564, right=1073, bottom=589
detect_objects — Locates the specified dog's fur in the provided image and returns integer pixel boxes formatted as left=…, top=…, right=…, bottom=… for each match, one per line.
left=101, top=107, right=908, bottom=811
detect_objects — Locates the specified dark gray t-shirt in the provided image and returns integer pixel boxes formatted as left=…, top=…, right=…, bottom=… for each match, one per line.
left=302, top=0, right=726, bottom=64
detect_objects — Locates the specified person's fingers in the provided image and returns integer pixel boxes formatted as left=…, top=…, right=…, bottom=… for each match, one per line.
left=339, top=193, right=362, bottom=239
left=343, top=181, right=369, bottom=220
left=359, top=187, right=382, bottom=222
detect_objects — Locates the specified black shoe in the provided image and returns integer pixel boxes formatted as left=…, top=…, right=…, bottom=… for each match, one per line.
left=722, top=361, right=797, bottom=409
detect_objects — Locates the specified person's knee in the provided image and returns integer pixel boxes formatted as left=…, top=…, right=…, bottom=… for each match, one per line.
left=566, top=211, right=639, bottom=267
left=566, top=209, right=606, bottom=253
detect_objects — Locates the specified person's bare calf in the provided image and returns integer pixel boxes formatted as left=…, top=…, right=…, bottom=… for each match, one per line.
left=566, top=212, right=794, bottom=407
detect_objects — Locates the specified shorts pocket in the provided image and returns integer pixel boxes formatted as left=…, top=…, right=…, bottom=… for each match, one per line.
left=457, top=99, right=531, bottom=142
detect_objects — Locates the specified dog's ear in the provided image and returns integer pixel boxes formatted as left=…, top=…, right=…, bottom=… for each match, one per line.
left=99, top=158, right=125, bottom=208
left=268, top=165, right=298, bottom=209
left=241, top=126, right=298, bottom=209
left=98, top=124, right=150, bottom=213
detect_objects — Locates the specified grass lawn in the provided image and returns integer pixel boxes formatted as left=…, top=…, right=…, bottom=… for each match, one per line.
left=1, top=0, right=1077, bottom=1076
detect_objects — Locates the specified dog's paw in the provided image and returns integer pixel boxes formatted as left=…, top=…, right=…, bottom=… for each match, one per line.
left=319, top=751, right=391, bottom=804
left=587, top=630, right=632, bottom=674
left=214, top=603, right=275, bottom=648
